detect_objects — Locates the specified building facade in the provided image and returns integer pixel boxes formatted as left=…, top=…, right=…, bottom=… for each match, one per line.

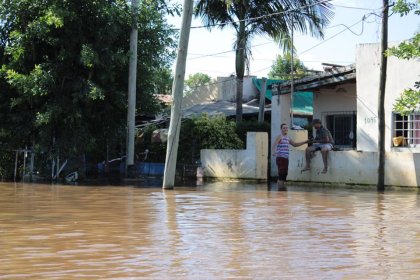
left=271, top=43, right=420, bottom=187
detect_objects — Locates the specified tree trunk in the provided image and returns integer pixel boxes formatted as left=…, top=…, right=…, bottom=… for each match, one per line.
left=162, top=0, right=194, bottom=189
left=126, top=0, right=139, bottom=176
left=377, top=0, right=388, bottom=191
left=235, top=20, right=246, bottom=123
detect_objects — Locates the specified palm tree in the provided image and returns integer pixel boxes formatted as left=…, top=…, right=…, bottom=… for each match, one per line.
left=195, top=0, right=334, bottom=122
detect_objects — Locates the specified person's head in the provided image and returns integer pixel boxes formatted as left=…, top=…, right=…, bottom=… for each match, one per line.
left=312, top=119, right=322, bottom=129
left=280, top=123, right=289, bottom=135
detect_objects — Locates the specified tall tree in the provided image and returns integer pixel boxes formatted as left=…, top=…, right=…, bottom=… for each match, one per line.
left=387, top=0, right=420, bottom=116
left=0, top=0, right=177, bottom=177
left=268, top=53, right=310, bottom=80
left=184, top=72, right=213, bottom=96
left=195, top=0, right=333, bottom=122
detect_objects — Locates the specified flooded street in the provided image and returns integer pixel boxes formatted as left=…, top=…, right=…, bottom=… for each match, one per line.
left=0, top=182, right=419, bottom=279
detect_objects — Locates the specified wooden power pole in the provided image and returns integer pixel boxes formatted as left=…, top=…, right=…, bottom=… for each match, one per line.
left=163, top=0, right=194, bottom=189
left=126, top=0, right=139, bottom=176
left=377, top=0, right=389, bottom=191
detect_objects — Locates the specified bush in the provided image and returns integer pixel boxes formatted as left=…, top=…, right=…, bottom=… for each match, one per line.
left=178, top=114, right=243, bottom=164
left=0, top=150, right=15, bottom=180
left=235, top=120, right=271, bottom=146
left=137, top=115, right=271, bottom=165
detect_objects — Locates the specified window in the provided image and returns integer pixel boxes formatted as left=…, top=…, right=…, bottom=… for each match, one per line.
left=323, top=111, right=356, bottom=148
left=393, top=113, right=420, bottom=147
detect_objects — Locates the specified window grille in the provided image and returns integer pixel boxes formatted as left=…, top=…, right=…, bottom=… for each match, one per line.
left=321, top=111, right=357, bottom=149
left=393, top=113, right=420, bottom=147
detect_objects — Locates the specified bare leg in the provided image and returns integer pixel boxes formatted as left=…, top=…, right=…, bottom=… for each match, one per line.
left=277, top=180, right=286, bottom=190
left=302, top=147, right=313, bottom=172
left=321, top=149, right=328, bottom=173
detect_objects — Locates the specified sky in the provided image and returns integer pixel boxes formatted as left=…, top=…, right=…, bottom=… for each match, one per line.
left=167, top=0, right=420, bottom=79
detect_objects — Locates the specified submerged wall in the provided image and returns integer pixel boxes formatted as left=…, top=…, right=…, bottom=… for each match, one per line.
left=275, top=150, right=420, bottom=187
left=201, top=132, right=268, bottom=180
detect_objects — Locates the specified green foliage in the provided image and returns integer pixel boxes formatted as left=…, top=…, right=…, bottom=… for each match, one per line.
left=184, top=72, right=213, bottom=96
left=136, top=116, right=273, bottom=165
left=0, top=0, right=177, bottom=177
left=268, top=53, right=310, bottom=80
left=392, top=0, right=420, bottom=16
left=235, top=120, right=270, bottom=146
left=195, top=0, right=334, bottom=120
left=393, top=83, right=420, bottom=116
left=386, top=0, right=420, bottom=115
left=386, top=33, right=420, bottom=60
left=178, top=115, right=244, bottom=163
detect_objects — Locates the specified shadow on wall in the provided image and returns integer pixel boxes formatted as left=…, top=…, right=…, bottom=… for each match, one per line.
left=183, top=84, right=219, bottom=109
left=357, top=128, right=377, bottom=151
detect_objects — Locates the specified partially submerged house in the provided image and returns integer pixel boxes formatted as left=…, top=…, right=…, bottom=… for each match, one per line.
left=271, top=43, right=420, bottom=187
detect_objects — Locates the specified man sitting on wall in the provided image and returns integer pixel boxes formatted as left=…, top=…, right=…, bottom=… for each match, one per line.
left=302, top=119, right=334, bottom=174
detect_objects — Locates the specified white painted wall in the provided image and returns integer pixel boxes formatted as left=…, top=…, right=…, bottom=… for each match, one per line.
left=356, top=43, right=420, bottom=152
left=282, top=150, right=420, bottom=187
left=201, top=132, right=268, bottom=179
left=182, top=83, right=218, bottom=109
left=313, top=83, right=356, bottom=120
left=217, top=76, right=259, bottom=102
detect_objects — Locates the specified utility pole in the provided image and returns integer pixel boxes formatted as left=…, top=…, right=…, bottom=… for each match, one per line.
left=377, top=0, right=389, bottom=191
left=258, top=78, right=267, bottom=123
left=162, top=0, right=194, bottom=189
left=290, top=18, right=295, bottom=128
left=126, top=0, right=139, bottom=176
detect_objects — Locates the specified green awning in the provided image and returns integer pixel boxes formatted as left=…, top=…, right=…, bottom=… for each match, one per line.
left=252, top=78, right=313, bottom=115
left=293, top=91, right=313, bottom=115
left=252, top=78, right=282, bottom=101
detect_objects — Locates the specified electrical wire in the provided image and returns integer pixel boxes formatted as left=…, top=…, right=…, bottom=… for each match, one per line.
left=170, top=0, right=333, bottom=31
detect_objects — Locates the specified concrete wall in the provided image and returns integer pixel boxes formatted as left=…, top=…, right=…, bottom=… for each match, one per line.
left=356, top=43, right=420, bottom=152
left=281, top=150, right=420, bottom=187
left=201, top=132, right=268, bottom=179
left=182, top=83, right=218, bottom=109
left=217, top=76, right=259, bottom=102
left=313, top=82, right=356, bottom=120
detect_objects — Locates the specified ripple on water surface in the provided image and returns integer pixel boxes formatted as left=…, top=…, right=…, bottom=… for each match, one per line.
left=0, top=182, right=419, bottom=279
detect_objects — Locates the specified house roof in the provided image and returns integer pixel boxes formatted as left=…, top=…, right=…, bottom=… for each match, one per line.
left=182, top=100, right=267, bottom=118
left=273, top=64, right=356, bottom=95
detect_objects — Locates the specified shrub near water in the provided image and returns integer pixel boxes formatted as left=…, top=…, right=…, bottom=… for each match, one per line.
left=178, top=115, right=243, bottom=164
left=137, top=115, right=271, bottom=165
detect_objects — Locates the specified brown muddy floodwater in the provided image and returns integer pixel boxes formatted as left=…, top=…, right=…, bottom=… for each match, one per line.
left=0, top=182, right=419, bottom=279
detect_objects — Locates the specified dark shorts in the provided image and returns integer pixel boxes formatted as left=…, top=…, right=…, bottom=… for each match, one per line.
left=276, top=157, right=289, bottom=181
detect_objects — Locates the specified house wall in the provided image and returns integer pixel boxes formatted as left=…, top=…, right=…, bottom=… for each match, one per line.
left=284, top=150, right=420, bottom=187
left=313, top=82, right=357, bottom=120
left=182, top=83, right=218, bottom=109
left=356, top=43, right=420, bottom=152
left=201, top=132, right=268, bottom=179
left=217, top=76, right=259, bottom=102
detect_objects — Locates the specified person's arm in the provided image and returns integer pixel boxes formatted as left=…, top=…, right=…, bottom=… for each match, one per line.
left=271, top=135, right=282, bottom=156
left=290, top=139, right=309, bottom=147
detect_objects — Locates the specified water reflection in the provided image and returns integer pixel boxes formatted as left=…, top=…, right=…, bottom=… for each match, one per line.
left=0, top=182, right=419, bottom=279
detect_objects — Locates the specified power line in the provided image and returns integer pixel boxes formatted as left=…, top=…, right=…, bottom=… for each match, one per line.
left=187, top=41, right=274, bottom=60
left=185, top=7, right=382, bottom=62
left=171, top=0, right=333, bottom=31
left=249, top=12, right=374, bottom=75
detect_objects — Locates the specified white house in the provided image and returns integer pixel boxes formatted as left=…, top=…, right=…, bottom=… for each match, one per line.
left=271, top=43, right=420, bottom=187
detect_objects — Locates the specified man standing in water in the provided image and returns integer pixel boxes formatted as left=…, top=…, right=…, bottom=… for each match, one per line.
left=302, top=119, right=334, bottom=174
left=272, top=123, right=309, bottom=190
